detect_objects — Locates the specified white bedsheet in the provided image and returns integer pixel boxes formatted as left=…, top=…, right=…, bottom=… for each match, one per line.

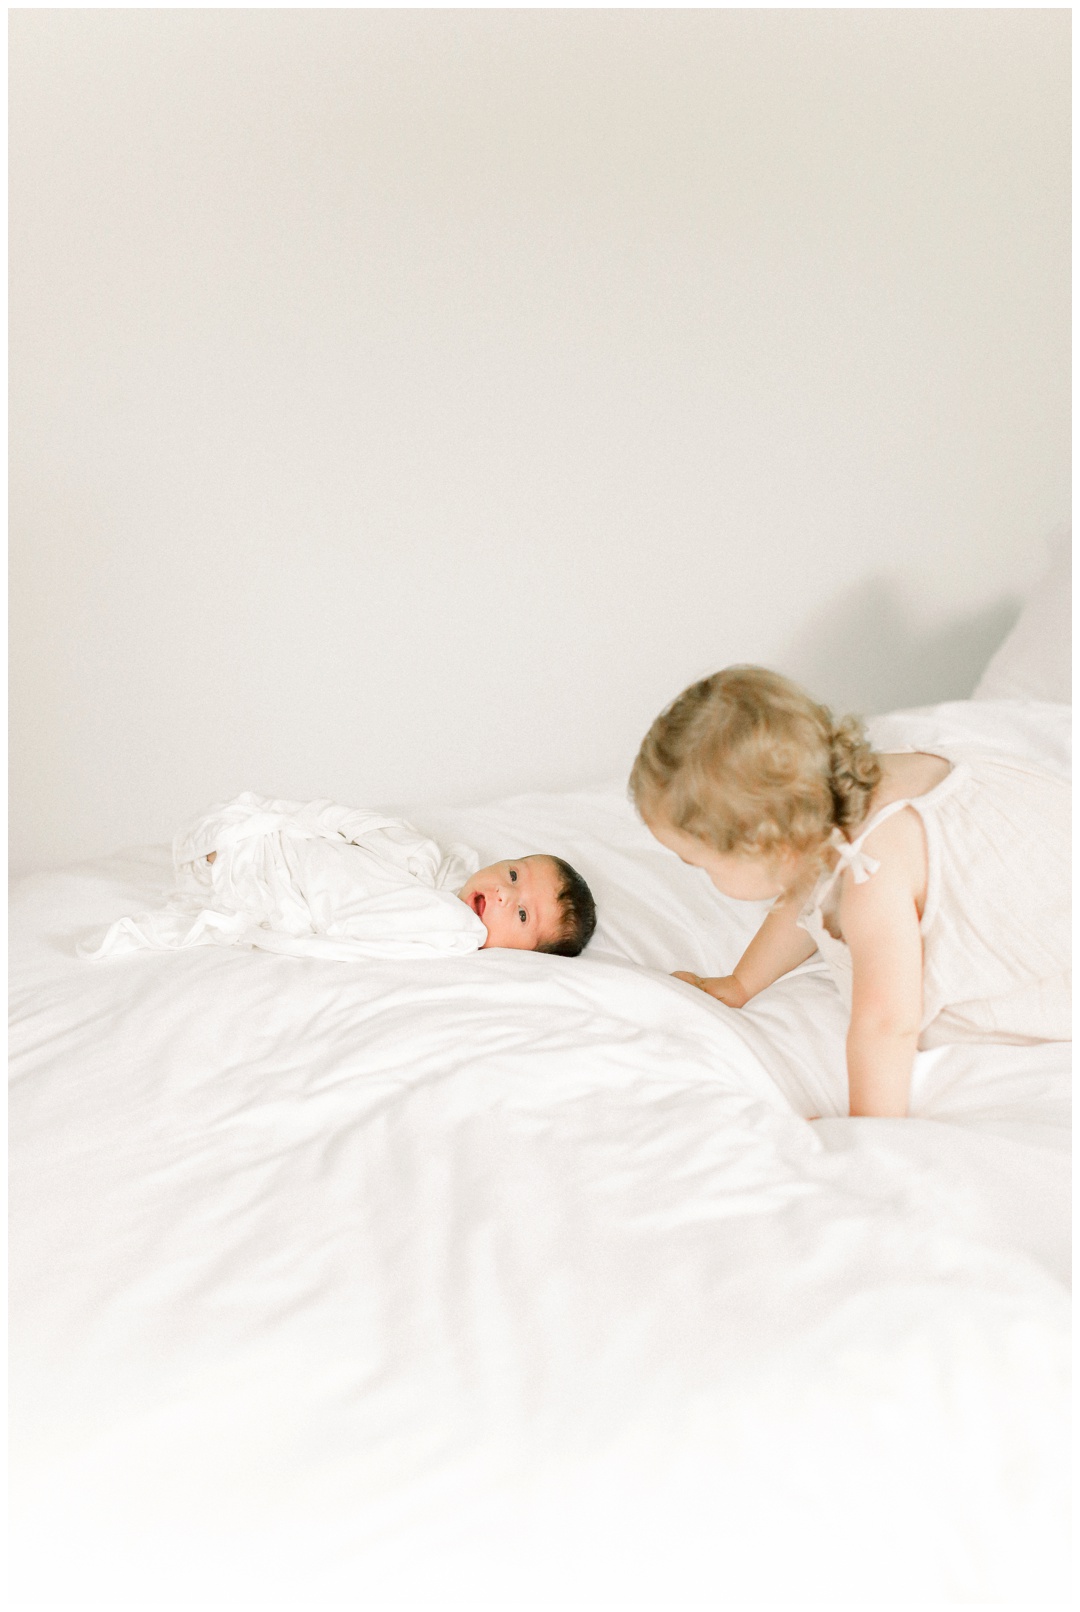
left=9, top=700, right=1071, bottom=1607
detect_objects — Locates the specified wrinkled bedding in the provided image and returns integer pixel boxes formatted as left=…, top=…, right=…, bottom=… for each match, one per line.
left=9, top=700, right=1070, bottom=1607
left=79, top=791, right=487, bottom=961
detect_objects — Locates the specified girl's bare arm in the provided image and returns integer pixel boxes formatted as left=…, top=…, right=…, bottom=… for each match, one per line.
left=675, top=891, right=817, bottom=1007
left=836, top=817, right=924, bottom=1116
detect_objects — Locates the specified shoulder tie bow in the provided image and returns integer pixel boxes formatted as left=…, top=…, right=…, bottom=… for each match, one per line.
left=828, top=827, right=880, bottom=885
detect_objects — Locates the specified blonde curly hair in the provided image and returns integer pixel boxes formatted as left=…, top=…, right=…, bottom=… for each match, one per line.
left=629, top=666, right=881, bottom=869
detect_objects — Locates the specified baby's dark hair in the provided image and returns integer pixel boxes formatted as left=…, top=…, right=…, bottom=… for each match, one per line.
left=537, top=856, right=597, bottom=957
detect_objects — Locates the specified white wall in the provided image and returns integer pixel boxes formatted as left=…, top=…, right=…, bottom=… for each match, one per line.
left=10, top=9, right=1070, bottom=873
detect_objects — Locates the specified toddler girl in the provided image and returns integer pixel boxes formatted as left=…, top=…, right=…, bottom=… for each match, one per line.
left=631, top=667, right=1070, bottom=1117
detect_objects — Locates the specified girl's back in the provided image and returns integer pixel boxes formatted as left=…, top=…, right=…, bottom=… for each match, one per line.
left=800, top=750, right=1070, bottom=1047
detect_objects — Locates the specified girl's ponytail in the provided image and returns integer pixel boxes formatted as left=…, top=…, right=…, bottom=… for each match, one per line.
left=828, top=715, right=882, bottom=836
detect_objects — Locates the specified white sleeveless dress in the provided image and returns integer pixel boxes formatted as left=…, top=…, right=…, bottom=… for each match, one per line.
left=796, top=753, right=1071, bottom=1048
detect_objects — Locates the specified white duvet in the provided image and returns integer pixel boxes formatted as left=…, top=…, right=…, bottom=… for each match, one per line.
left=9, top=700, right=1071, bottom=1608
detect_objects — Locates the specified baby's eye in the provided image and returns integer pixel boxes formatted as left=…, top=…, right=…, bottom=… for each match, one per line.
left=518, top=908, right=527, bottom=923
left=509, top=868, right=517, bottom=882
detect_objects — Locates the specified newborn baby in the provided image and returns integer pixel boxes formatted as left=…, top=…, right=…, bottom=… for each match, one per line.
left=81, top=792, right=597, bottom=963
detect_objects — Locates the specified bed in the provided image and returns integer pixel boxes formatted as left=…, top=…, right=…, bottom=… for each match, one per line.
left=10, top=579, right=1071, bottom=1607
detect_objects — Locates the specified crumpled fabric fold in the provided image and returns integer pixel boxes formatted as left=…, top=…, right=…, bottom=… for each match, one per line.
left=79, top=791, right=487, bottom=962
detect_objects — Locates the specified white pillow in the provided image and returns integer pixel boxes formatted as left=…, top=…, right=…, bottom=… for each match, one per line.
left=868, top=698, right=1070, bottom=778
left=973, top=537, right=1071, bottom=703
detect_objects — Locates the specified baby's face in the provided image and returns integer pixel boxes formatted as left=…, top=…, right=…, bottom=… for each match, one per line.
left=458, top=856, right=564, bottom=950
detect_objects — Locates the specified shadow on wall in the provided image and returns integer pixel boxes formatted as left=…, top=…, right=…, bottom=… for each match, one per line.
left=781, top=577, right=1022, bottom=720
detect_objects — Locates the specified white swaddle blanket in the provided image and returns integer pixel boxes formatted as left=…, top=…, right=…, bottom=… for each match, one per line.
left=80, top=793, right=488, bottom=962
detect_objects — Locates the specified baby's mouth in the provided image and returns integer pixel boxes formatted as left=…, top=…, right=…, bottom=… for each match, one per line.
left=471, top=892, right=486, bottom=918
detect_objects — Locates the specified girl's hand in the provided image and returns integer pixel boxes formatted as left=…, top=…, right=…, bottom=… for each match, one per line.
left=671, top=972, right=749, bottom=1009
left=671, top=898, right=816, bottom=1015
